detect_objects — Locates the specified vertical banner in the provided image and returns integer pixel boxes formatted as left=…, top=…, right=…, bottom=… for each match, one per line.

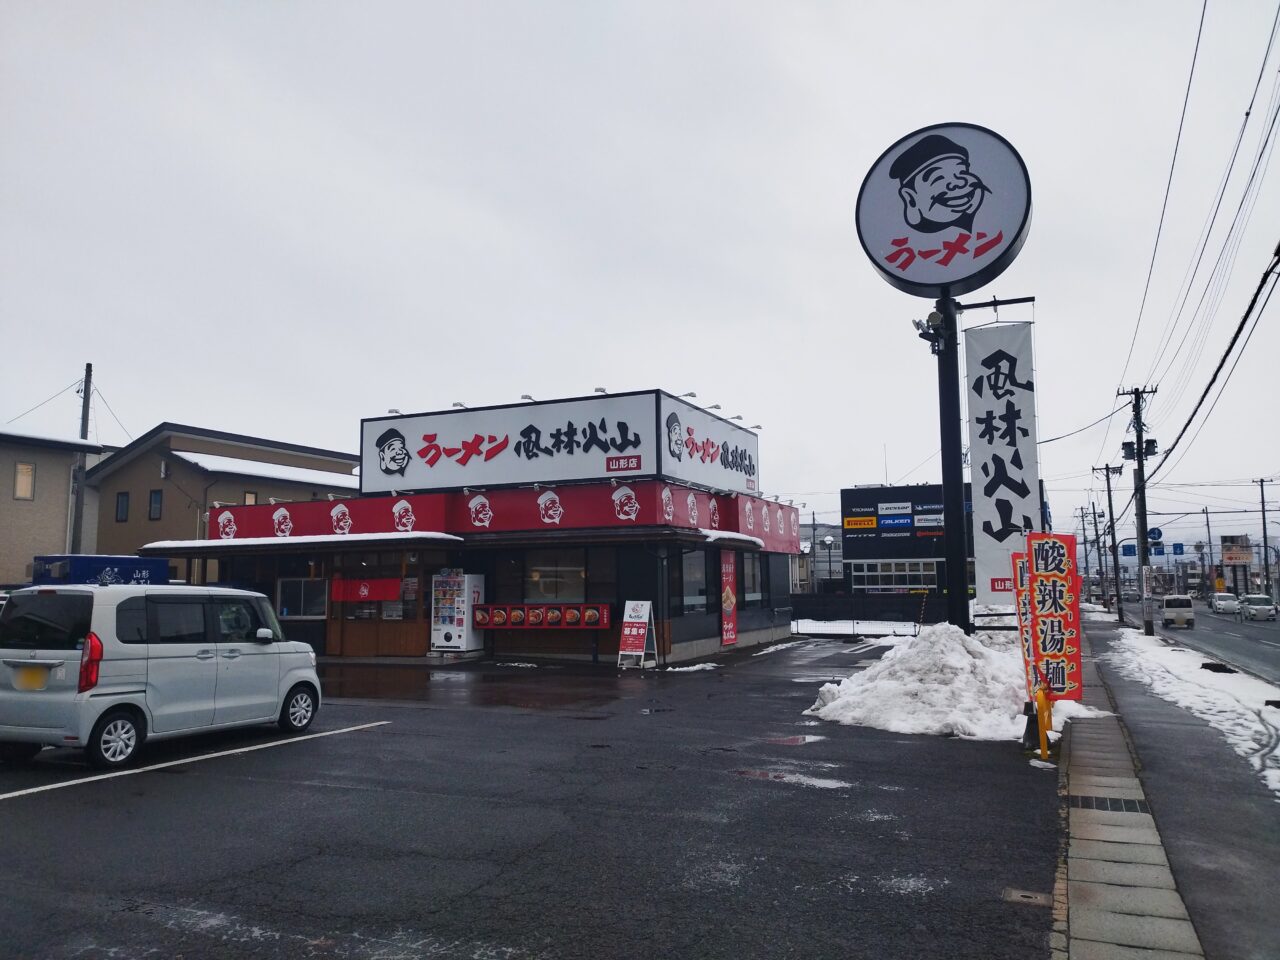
left=1027, top=532, right=1083, bottom=701
left=720, top=552, right=738, bottom=645
left=965, top=322, right=1041, bottom=605
left=1011, top=553, right=1034, bottom=699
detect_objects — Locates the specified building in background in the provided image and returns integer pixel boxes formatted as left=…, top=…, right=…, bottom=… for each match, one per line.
left=0, top=430, right=105, bottom=586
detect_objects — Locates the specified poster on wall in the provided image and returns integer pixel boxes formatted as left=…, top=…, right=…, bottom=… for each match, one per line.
left=965, top=322, right=1041, bottom=605
left=720, top=553, right=738, bottom=646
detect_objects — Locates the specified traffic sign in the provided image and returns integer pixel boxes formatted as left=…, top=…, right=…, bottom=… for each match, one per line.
left=1148, top=527, right=1163, bottom=541
left=1122, top=544, right=1136, bottom=557
left=1152, top=543, right=1165, bottom=556
left=1173, top=543, right=1184, bottom=556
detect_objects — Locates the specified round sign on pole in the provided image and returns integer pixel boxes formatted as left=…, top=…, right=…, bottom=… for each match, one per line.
left=856, top=122, right=1032, bottom=299
left=1148, top=527, right=1163, bottom=541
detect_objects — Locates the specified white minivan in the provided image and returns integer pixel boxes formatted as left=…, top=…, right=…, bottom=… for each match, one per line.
left=0, top=585, right=321, bottom=769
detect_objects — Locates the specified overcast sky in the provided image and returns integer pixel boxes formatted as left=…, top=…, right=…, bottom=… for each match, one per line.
left=3, top=2, right=1277, bottom=551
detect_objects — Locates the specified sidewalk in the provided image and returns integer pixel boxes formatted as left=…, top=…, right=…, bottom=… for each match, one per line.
left=1056, top=623, right=1280, bottom=960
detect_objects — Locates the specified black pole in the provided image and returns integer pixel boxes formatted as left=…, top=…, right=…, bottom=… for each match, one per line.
left=1204, top=507, right=1215, bottom=594
left=1260, top=479, right=1272, bottom=600
left=936, top=294, right=970, bottom=634
left=1090, top=502, right=1108, bottom=609
left=1077, top=507, right=1092, bottom=598
left=1100, top=466, right=1124, bottom=622
left=69, top=362, right=92, bottom=554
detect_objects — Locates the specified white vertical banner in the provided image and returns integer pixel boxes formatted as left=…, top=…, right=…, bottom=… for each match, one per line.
left=964, top=322, right=1041, bottom=605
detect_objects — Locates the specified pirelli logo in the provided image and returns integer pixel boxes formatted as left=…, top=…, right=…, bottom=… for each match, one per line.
left=843, top=516, right=876, bottom=529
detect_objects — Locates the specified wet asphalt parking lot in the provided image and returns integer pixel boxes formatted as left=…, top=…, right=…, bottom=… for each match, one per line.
left=1, top=639, right=1058, bottom=960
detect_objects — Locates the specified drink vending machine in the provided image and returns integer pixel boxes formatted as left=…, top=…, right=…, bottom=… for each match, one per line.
left=430, top=569, right=485, bottom=653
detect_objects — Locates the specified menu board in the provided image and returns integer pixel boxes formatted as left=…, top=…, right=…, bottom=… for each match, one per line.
left=472, top=604, right=611, bottom=630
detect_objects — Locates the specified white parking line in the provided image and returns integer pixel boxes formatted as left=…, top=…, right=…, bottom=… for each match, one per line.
left=0, top=721, right=390, bottom=803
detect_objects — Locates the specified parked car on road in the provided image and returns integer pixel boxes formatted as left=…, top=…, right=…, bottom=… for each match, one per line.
left=1240, top=595, right=1277, bottom=621
left=0, top=585, right=321, bottom=769
left=1210, top=593, right=1240, bottom=614
left=1161, top=595, right=1195, bottom=629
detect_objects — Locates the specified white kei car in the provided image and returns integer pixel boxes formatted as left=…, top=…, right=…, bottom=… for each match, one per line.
left=1240, top=595, right=1277, bottom=621
left=1210, top=593, right=1240, bottom=615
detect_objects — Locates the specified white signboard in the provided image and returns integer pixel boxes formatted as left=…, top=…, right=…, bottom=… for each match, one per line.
left=964, top=322, right=1041, bottom=605
left=657, top=394, right=759, bottom=495
left=856, top=123, right=1032, bottom=299
left=361, top=394, right=656, bottom=494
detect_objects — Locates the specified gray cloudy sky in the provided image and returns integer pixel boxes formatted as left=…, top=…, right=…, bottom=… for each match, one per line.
left=3, top=2, right=1277, bottom=548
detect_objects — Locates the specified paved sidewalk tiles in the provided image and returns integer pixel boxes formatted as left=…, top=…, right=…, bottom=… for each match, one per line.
left=1068, top=881, right=1189, bottom=920
left=1069, top=908, right=1203, bottom=954
left=1068, top=939, right=1204, bottom=960
left=1067, top=858, right=1176, bottom=889
left=1070, top=809, right=1157, bottom=830
left=1070, top=775, right=1144, bottom=790
left=1069, top=839, right=1169, bottom=866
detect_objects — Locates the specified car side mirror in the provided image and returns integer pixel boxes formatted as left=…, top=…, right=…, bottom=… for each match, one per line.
left=255, top=628, right=275, bottom=643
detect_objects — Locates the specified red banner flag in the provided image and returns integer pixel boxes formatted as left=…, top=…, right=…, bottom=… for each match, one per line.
left=1026, top=532, right=1084, bottom=701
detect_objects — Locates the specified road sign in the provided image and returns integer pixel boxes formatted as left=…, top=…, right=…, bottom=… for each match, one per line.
left=1172, top=543, right=1184, bottom=556
left=1122, top=544, right=1136, bottom=557
left=1152, top=544, right=1165, bottom=556
left=1148, top=528, right=1163, bottom=541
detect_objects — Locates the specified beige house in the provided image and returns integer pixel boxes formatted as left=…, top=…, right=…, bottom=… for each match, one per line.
left=0, top=430, right=105, bottom=587
left=88, top=423, right=359, bottom=582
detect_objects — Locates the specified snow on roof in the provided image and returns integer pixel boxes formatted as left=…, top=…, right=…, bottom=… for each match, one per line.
left=0, top=429, right=102, bottom=452
left=699, top=529, right=765, bottom=549
left=172, top=451, right=360, bottom=489
left=142, top=531, right=462, bottom=551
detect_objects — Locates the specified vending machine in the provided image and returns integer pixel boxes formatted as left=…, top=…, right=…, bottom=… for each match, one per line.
left=430, top=570, right=485, bottom=653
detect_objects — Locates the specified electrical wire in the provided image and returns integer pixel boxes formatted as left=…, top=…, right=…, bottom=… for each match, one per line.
left=5, top=378, right=83, bottom=425
left=1038, top=406, right=1125, bottom=445
left=92, top=386, right=134, bottom=441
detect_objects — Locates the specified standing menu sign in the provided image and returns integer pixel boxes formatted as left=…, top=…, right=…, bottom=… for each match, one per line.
left=720, top=553, right=738, bottom=646
left=1026, top=532, right=1083, bottom=701
left=965, top=322, right=1041, bottom=605
left=618, top=600, right=656, bottom=669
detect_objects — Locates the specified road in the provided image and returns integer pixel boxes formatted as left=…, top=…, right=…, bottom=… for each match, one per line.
left=0, top=640, right=1058, bottom=960
left=1127, top=599, right=1280, bottom=685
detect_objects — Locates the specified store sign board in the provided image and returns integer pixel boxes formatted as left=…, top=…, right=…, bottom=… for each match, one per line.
left=720, top=553, right=738, bottom=646
left=1026, top=532, right=1083, bottom=702
left=208, top=493, right=446, bottom=540
left=856, top=122, right=1032, bottom=299
left=1221, top=544, right=1251, bottom=565
left=656, top=394, right=759, bottom=495
left=965, top=322, right=1041, bottom=605
left=840, top=484, right=971, bottom=562
left=618, top=600, right=656, bottom=668
left=361, top=393, right=657, bottom=494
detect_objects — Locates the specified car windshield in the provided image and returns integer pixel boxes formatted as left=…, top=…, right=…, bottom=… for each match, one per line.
left=1164, top=598, right=1192, bottom=608
left=1244, top=596, right=1271, bottom=605
left=1215, top=594, right=1234, bottom=601
left=0, top=591, right=93, bottom=650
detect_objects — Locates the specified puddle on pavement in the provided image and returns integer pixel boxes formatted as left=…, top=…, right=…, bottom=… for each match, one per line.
left=317, top=663, right=630, bottom=711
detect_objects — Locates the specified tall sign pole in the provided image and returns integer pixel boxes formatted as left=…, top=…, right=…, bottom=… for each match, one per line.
left=1121, top=386, right=1157, bottom=636
left=856, top=123, right=1033, bottom=634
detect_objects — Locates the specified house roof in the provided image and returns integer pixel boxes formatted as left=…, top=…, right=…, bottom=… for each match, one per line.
left=86, top=422, right=357, bottom=482
left=0, top=429, right=102, bottom=454
left=171, top=451, right=360, bottom=490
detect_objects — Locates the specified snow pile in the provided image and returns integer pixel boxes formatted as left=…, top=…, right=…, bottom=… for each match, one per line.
left=664, top=663, right=720, bottom=673
left=806, top=623, right=1028, bottom=739
left=753, top=640, right=811, bottom=656
left=1104, top=629, right=1280, bottom=798
left=791, top=620, right=918, bottom=638
left=971, top=603, right=1017, bottom=629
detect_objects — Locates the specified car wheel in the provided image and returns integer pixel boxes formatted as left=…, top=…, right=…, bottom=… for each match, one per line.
left=1187, top=621, right=1195, bottom=629
left=0, top=742, right=43, bottom=765
left=279, top=683, right=318, bottom=734
left=86, top=709, right=143, bottom=770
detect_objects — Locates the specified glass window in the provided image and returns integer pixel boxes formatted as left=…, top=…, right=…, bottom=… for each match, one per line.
left=212, top=599, right=263, bottom=642
left=682, top=549, right=707, bottom=614
left=115, top=491, right=129, bottom=522
left=524, top=548, right=586, bottom=602
left=151, top=601, right=207, bottom=644
left=244, top=491, right=258, bottom=505
left=13, top=462, right=34, bottom=500
left=277, top=578, right=328, bottom=619
left=115, top=597, right=148, bottom=644
left=586, top=547, right=617, bottom=603
left=148, top=489, right=163, bottom=521
left=742, top=553, right=763, bottom=608
left=254, top=599, right=285, bottom=640
left=0, top=592, right=91, bottom=650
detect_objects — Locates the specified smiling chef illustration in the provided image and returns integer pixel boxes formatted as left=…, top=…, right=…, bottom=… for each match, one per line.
left=330, top=502, right=353, bottom=535
left=708, top=498, right=719, bottom=530
left=375, top=427, right=410, bottom=477
left=745, top=501, right=755, bottom=532
left=537, top=489, right=564, bottom=525
left=469, top=494, right=493, bottom=528
left=217, top=510, right=237, bottom=540
left=272, top=506, right=293, bottom=538
left=612, top=486, right=640, bottom=522
left=686, top=491, right=698, bottom=528
left=890, top=133, right=989, bottom=234
left=661, top=485, right=674, bottom=523
left=392, top=499, right=416, bottom=532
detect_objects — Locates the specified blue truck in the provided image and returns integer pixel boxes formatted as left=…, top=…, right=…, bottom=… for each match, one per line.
left=32, top=555, right=170, bottom=587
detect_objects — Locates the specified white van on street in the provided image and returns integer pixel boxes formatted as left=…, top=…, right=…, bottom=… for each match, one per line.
left=0, top=585, right=321, bottom=769
left=1160, top=595, right=1195, bottom=629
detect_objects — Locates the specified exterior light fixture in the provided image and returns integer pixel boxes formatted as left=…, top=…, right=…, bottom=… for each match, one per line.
left=593, top=387, right=608, bottom=395
left=707, top=404, right=721, bottom=411
left=452, top=402, right=467, bottom=409
left=678, top=392, right=697, bottom=398
left=729, top=415, right=744, bottom=421
left=521, top=394, right=535, bottom=401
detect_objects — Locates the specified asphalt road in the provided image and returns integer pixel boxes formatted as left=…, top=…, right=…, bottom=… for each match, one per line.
left=0, top=640, right=1058, bottom=960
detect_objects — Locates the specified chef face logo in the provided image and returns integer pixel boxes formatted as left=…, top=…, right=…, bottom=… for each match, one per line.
left=745, top=502, right=755, bottom=531
left=217, top=510, right=237, bottom=539
left=890, top=134, right=988, bottom=234
left=358, top=582, right=370, bottom=599
left=762, top=506, right=771, bottom=533
left=790, top=511, right=798, bottom=537
left=330, top=503, right=353, bottom=534
left=661, top=486, right=674, bottom=522
left=392, top=499, right=416, bottom=532
left=537, top=489, right=563, bottom=525
left=375, top=428, right=410, bottom=477
left=272, top=507, right=293, bottom=538
left=776, top=506, right=784, bottom=533
left=612, top=486, right=640, bottom=522
left=686, top=492, right=698, bottom=527
left=666, top=412, right=683, bottom=461
left=469, top=494, right=493, bottom=528
left=708, top=499, right=719, bottom=530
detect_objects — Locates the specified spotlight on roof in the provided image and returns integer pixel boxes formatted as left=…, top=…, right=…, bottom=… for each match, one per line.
left=678, top=392, right=696, bottom=398
left=452, top=401, right=468, bottom=409
left=593, top=387, right=607, bottom=395
left=520, top=394, right=535, bottom=401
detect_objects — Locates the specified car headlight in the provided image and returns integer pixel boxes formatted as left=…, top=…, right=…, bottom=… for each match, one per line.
left=309, top=650, right=317, bottom=667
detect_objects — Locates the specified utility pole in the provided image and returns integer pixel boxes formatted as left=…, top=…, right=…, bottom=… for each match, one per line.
left=1261, top=479, right=1273, bottom=600
left=1090, top=502, right=1108, bottom=608
left=1120, top=386, right=1157, bottom=636
left=69, top=362, right=93, bottom=554
left=1094, top=465, right=1125, bottom=623
left=1203, top=507, right=1215, bottom=593
left=811, top=510, right=818, bottom=595
left=1076, top=506, right=1093, bottom=598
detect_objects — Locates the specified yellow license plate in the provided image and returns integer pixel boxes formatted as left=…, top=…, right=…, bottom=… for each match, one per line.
left=13, top=666, right=49, bottom=692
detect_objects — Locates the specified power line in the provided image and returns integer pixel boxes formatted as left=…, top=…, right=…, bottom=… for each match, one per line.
left=1038, top=406, right=1125, bottom=445
left=5, top=378, right=83, bottom=426
left=92, top=386, right=134, bottom=441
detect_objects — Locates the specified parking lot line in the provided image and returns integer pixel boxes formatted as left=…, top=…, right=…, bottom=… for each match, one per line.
left=0, top=721, right=390, bottom=803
